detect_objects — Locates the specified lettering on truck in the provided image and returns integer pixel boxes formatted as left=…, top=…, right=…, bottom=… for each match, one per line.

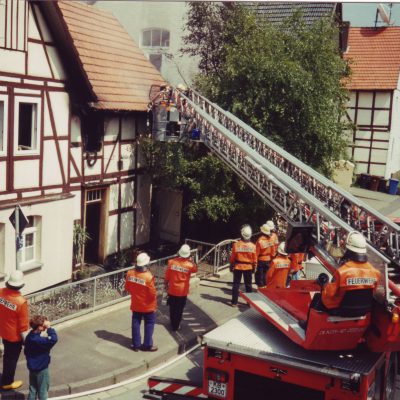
left=127, top=277, right=146, bottom=286
left=318, top=327, right=365, bottom=335
left=171, top=265, right=190, bottom=274
left=0, top=297, right=17, bottom=311
left=346, top=277, right=377, bottom=286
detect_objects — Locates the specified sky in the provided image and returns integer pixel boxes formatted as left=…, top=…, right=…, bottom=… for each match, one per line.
left=343, top=2, right=400, bottom=26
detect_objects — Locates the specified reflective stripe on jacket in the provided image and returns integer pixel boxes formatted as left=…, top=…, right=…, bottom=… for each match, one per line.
left=256, top=235, right=277, bottom=262
left=230, top=240, right=256, bottom=271
left=125, top=269, right=157, bottom=313
left=322, top=261, right=381, bottom=309
left=266, top=255, right=291, bottom=288
left=0, top=288, right=29, bottom=342
left=165, top=257, right=198, bottom=297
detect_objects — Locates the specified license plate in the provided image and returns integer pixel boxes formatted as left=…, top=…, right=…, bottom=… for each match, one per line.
left=208, top=380, right=227, bottom=398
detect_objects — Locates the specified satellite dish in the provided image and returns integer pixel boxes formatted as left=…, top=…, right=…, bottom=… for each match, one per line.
left=378, top=4, right=391, bottom=25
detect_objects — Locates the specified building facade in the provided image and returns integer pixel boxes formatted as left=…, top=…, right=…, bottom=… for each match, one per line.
left=0, top=0, right=164, bottom=293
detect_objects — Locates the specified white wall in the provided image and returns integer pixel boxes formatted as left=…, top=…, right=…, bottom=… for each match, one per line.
left=94, top=1, right=199, bottom=86
left=0, top=196, right=74, bottom=294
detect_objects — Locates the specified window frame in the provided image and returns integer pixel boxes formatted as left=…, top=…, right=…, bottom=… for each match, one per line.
left=14, top=96, right=41, bottom=155
left=141, top=28, right=170, bottom=49
left=0, top=94, right=8, bottom=155
left=19, top=216, right=41, bottom=268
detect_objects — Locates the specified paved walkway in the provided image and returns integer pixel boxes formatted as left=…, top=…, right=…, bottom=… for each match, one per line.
left=0, top=276, right=242, bottom=400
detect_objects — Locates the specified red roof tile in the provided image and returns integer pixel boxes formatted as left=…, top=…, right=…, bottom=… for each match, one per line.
left=57, top=1, right=165, bottom=111
left=345, top=27, right=400, bottom=90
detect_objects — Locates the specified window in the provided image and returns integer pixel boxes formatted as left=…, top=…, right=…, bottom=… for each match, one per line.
left=20, top=216, right=41, bottom=266
left=82, top=112, right=104, bottom=153
left=141, top=28, right=170, bottom=48
left=18, top=103, right=37, bottom=150
left=14, top=97, right=41, bottom=154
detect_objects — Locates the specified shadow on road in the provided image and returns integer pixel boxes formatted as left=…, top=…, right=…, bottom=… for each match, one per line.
left=94, top=329, right=131, bottom=349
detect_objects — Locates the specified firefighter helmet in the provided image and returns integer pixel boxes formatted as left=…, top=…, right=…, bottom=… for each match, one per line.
left=7, top=270, right=25, bottom=289
left=260, top=224, right=271, bottom=235
left=136, top=252, right=150, bottom=267
left=178, top=244, right=191, bottom=258
left=346, top=231, right=367, bottom=254
left=241, top=225, right=252, bottom=240
left=266, top=220, right=275, bottom=231
left=277, top=242, right=288, bottom=256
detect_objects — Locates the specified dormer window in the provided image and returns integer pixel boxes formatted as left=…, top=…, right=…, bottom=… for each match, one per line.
left=0, top=0, right=28, bottom=51
left=141, top=28, right=170, bottom=48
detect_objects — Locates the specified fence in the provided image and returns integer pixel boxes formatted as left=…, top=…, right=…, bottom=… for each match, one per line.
left=27, top=251, right=197, bottom=325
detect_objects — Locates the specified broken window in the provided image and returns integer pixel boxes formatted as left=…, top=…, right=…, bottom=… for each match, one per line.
left=82, top=112, right=104, bottom=153
left=18, top=102, right=38, bottom=151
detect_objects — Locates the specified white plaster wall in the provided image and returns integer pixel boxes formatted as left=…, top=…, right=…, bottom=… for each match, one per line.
left=42, top=141, right=63, bottom=186
left=0, top=49, right=25, bottom=75
left=107, top=214, right=118, bottom=255
left=49, top=92, right=69, bottom=135
left=121, top=115, right=135, bottom=140
left=121, top=143, right=135, bottom=170
left=28, top=5, right=41, bottom=40
left=109, top=183, right=119, bottom=212
left=388, top=90, right=400, bottom=177
left=27, top=42, right=52, bottom=78
left=95, top=1, right=199, bottom=86
left=0, top=161, right=6, bottom=191
left=70, top=148, right=82, bottom=177
left=121, top=181, right=134, bottom=208
left=84, top=157, right=102, bottom=176
left=103, top=143, right=118, bottom=174
left=136, top=174, right=151, bottom=245
left=71, top=115, right=81, bottom=142
left=120, top=211, right=134, bottom=250
left=14, top=160, right=39, bottom=188
left=0, top=196, right=74, bottom=294
left=104, top=116, right=119, bottom=140
left=47, top=46, right=67, bottom=80
left=71, top=190, right=82, bottom=221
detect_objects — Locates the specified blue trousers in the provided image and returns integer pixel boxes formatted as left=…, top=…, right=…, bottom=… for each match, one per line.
left=27, top=368, right=49, bottom=400
left=132, top=311, right=156, bottom=349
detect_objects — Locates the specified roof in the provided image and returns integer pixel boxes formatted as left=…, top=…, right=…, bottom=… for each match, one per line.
left=56, top=1, right=165, bottom=111
left=245, top=2, right=338, bottom=26
left=345, top=27, right=400, bottom=90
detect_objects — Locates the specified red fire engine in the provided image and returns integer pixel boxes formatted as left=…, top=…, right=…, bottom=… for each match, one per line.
left=143, top=87, right=400, bottom=400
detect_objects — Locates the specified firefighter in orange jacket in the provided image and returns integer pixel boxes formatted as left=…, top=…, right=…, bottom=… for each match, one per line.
left=255, top=224, right=277, bottom=288
left=0, top=271, right=29, bottom=390
left=321, top=231, right=381, bottom=310
left=230, top=225, right=256, bottom=307
left=125, top=253, right=158, bottom=352
left=266, top=242, right=291, bottom=289
left=266, top=220, right=279, bottom=254
left=289, top=253, right=306, bottom=280
left=165, top=244, right=198, bottom=331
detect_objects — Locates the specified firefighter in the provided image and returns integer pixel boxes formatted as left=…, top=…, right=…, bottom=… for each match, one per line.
left=230, top=225, right=257, bottom=307
left=255, top=224, right=277, bottom=288
left=320, top=231, right=381, bottom=310
left=165, top=244, right=198, bottom=331
left=266, top=242, right=291, bottom=289
left=0, top=271, right=29, bottom=390
left=266, top=220, right=279, bottom=254
left=125, top=253, right=158, bottom=352
left=289, top=252, right=306, bottom=280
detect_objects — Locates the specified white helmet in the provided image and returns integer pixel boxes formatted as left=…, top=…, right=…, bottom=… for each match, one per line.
left=177, top=83, right=187, bottom=92
left=266, top=220, right=275, bottom=231
left=136, top=252, right=150, bottom=267
left=241, top=225, right=252, bottom=240
left=178, top=244, right=191, bottom=258
left=7, top=270, right=25, bottom=289
left=260, top=224, right=271, bottom=235
left=277, top=242, right=288, bottom=256
left=346, top=231, right=367, bottom=254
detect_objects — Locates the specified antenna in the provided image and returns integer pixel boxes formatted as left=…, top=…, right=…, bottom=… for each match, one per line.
left=377, top=3, right=391, bottom=25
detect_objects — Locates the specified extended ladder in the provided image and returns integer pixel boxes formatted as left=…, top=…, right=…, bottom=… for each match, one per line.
left=156, top=87, right=400, bottom=304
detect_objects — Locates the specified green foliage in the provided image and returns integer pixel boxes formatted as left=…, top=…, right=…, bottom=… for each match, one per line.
left=183, top=4, right=351, bottom=176
left=73, top=223, right=90, bottom=267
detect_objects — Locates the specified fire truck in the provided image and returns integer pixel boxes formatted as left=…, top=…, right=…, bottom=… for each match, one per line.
left=143, top=86, right=400, bottom=400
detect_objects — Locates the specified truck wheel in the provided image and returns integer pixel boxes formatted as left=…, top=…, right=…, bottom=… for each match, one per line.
left=385, top=353, right=398, bottom=400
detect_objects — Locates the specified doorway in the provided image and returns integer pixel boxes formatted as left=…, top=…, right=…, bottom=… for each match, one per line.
left=84, top=188, right=108, bottom=264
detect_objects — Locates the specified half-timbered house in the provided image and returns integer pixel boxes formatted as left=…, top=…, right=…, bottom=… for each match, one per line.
left=0, top=0, right=164, bottom=293
left=345, top=27, right=400, bottom=179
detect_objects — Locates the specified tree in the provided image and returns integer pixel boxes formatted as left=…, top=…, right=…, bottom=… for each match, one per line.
left=182, top=3, right=351, bottom=176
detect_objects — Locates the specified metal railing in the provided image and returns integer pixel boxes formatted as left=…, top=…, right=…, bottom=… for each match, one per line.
left=27, top=251, right=198, bottom=325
